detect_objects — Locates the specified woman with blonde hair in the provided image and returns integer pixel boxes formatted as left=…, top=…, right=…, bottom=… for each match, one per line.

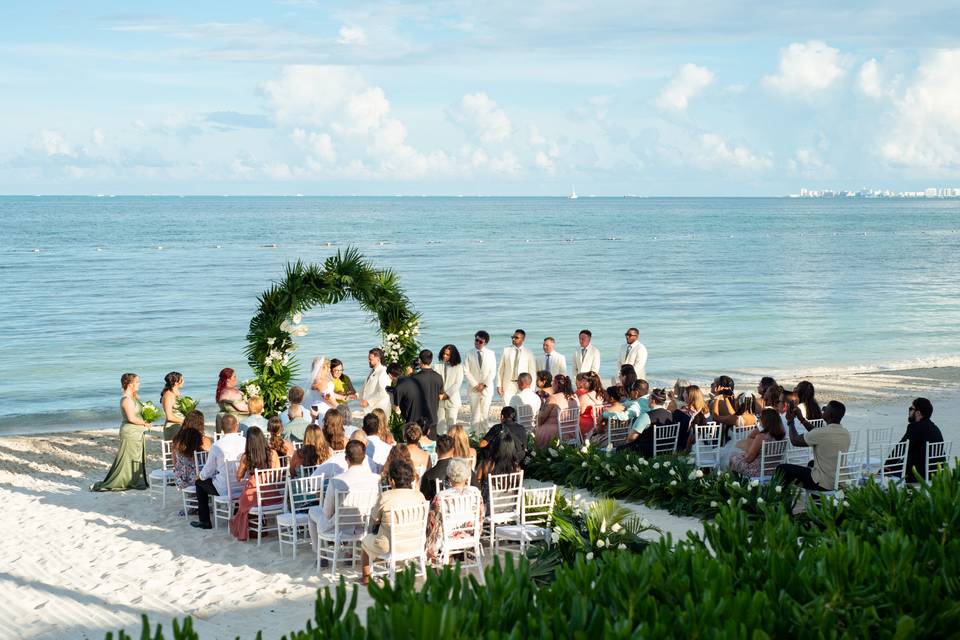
left=676, top=384, right=710, bottom=451
left=667, top=378, right=690, bottom=412
left=289, top=423, right=325, bottom=476
left=447, top=424, right=477, bottom=470
left=371, top=407, right=396, bottom=444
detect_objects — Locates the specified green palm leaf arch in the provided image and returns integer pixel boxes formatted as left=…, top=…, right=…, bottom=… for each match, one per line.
left=245, top=247, right=421, bottom=413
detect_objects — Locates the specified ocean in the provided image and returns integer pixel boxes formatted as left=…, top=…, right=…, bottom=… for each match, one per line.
left=3, top=195, right=960, bottom=434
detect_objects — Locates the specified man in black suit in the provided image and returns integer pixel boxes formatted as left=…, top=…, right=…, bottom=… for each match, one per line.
left=419, top=435, right=478, bottom=500
left=393, top=349, right=445, bottom=437
left=895, top=397, right=944, bottom=482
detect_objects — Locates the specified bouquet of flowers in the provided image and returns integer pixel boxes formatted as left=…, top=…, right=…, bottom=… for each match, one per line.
left=175, top=395, right=198, bottom=416
left=140, top=401, right=164, bottom=424
left=240, top=379, right=261, bottom=400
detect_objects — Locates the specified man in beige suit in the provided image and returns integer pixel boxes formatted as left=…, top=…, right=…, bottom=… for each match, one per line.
left=496, top=329, right=538, bottom=407
left=360, top=459, right=426, bottom=585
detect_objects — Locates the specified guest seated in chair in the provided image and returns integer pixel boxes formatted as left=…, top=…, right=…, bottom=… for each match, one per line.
left=360, top=459, right=427, bottom=585
left=424, top=458, right=484, bottom=566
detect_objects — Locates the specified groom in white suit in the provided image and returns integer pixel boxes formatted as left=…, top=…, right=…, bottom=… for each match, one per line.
left=573, top=329, right=601, bottom=376
left=358, top=347, right=392, bottom=416
left=464, top=330, right=496, bottom=434
left=618, top=327, right=648, bottom=380
left=537, top=337, right=568, bottom=377
left=496, top=329, right=538, bottom=406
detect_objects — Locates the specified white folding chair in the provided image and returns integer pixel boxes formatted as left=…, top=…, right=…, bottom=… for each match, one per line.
left=495, top=485, right=557, bottom=554
left=436, top=489, right=484, bottom=569
left=847, top=430, right=861, bottom=451
left=316, top=489, right=379, bottom=574
left=785, top=440, right=812, bottom=465
left=731, top=425, right=754, bottom=444
left=516, top=405, right=535, bottom=431
left=557, top=407, right=581, bottom=445
left=925, top=441, right=953, bottom=481
left=606, top=417, right=632, bottom=449
left=870, top=440, right=908, bottom=484
left=179, top=450, right=209, bottom=516
left=694, top=423, right=721, bottom=470
left=809, top=450, right=864, bottom=499
left=250, top=468, right=289, bottom=546
left=297, top=464, right=320, bottom=478
left=653, top=423, right=680, bottom=456
left=753, top=439, right=788, bottom=482
left=293, top=441, right=303, bottom=450
left=149, top=439, right=177, bottom=507
left=278, top=474, right=324, bottom=557
left=485, top=471, right=524, bottom=550
left=370, top=502, right=429, bottom=581
left=212, top=460, right=241, bottom=529
left=806, top=419, right=826, bottom=429
left=278, top=455, right=290, bottom=468
left=865, top=427, right=893, bottom=467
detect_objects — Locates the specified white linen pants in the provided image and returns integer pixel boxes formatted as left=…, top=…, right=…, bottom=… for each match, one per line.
left=468, top=388, right=493, bottom=434
left=438, top=403, right=461, bottom=434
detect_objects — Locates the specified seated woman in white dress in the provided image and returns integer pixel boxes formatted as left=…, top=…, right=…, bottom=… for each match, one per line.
left=303, top=357, right=337, bottom=421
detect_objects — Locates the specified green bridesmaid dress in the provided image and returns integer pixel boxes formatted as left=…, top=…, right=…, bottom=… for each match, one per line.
left=215, top=399, right=249, bottom=434
left=92, top=398, right=150, bottom=491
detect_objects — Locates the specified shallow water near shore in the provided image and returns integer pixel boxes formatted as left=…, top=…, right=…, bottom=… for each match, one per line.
left=3, top=195, right=960, bottom=433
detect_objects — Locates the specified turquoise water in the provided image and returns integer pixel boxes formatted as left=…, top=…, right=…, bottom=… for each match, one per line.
left=3, top=196, right=960, bottom=433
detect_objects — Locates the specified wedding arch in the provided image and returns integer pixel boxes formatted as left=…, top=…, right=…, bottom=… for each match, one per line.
left=245, top=247, right=421, bottom=413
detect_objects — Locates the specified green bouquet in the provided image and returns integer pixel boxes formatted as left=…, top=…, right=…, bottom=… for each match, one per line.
left=140, top=401, right=164, bottom=424
left=175, top=395, right=198, bottom=416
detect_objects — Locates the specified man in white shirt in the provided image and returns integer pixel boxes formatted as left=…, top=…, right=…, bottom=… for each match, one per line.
left=537, top=337, right=568, bottom=377
left=496, top=329, right=538, bottom=406
left=618, top=327, right=648, bottom=381
left=509, top=372, right=542, bottom=420
left=308, top=440, right=380, bottom=548
left=573, top=329, right=601, bottom=376
left=361, top=412, right=393, bottom=470
left=358, top=348, right=391, bottom=415
left=192, top=414, right=245, bottom=529
left=463, top=330, right=496, bottom=434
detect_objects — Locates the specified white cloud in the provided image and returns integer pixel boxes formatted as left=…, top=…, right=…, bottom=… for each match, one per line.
left=880, top=49, right=960, bottom=170
left=448, top=93, right=513, bottom=144
left=857, top=59, right=884, bottom=98
left=763, top=40, right=846, bottom=96
left=291, top=129, right=336, bottom=163
left=655, top=63, right=715, bottom=111
left=698, top=133, right=773, bottom=170
left=261, top=66, right=365, bottom=126
left=337, top=26, right=366, bottom=46
left=92, top=128, right=106, bottom=147
left=38, top=130, right=75, bottom=157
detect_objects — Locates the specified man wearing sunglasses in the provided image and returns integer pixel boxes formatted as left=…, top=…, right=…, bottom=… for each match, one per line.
left=496, top=329, right=538, bottom=406
left=618, top=327, right=647, bottom=381
left=896, top=398, right=943, bottom=482
left=464, top=330, right=496, bottom=433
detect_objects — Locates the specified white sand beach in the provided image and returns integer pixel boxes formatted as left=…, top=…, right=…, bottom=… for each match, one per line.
left=1, top=366, right=958, bottom=640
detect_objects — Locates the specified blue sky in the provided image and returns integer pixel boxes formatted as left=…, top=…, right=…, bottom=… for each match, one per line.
left=1, top=1, right=958, bottom=195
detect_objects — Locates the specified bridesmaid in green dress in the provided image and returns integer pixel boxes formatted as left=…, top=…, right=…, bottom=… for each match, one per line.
left=161, top=371, right=185, bottom=441
left=215, top=367, right=249, bottom=433
left=92, top=373, right=154, bottom=491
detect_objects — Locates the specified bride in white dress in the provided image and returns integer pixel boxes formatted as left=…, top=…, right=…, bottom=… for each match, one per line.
left=303, top=356, right=337, bottom=421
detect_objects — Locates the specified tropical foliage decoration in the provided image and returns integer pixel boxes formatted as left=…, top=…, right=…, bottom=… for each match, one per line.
left=245, top=248, right=421, bottom=413
left=525, top=440, right=800, bottom=518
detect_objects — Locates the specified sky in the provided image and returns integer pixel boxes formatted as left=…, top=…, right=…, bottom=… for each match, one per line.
left=1, top=1, right=959, bottom=196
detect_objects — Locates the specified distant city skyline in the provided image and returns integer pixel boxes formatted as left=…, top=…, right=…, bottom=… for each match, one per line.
left=1, top=2, right=959, bottom=196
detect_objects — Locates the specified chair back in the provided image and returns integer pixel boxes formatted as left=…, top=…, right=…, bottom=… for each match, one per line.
left=557, top=407, right=581, bottom=445
left=785, top=440, right=812, bottom=465
left=516, top=404, right=535, bottom=430
left=876, top=440, right=908, bottom=481
left=925, top=440, right=953, bottom=481
left=193, top=450, right=209, bottom=476
left=222, top=459, right=241, bottom=499
left=653, top=423, right=680, bottom=456
left=757, top=439, right=788, bottom=480
left=487, top=471, right=524, bottom=524
left=298, top=464, right=320, bottom=478
left=606, top=418, right=631, bottom=448
left=333, top=489, right=379, bottom=539
left=834, top=450, right=864, bottom=490
left=286, top=473, right=324, bottom=514
left=254, top=467, right=288, bottom=508
left=293, top=441, right=303, bottom=450
left=731, top=425, right=754, bottom=443
left=847, top=429, right=861, bottom=451
left=159, top=439, right=174, bottom=473
left=387, top=502, right=429, bottom=559
left=693, top=423, right=721, bottom=469
left=865, top=427, right=892, bottom=459
left=807, top=419, right=826, bottom=429
left=520, top=485, right=557, bottom=528
left=278, top=455, right=289, bottom=468
left=439, top=489, right=483, bottom=542
left=589, top=403, right=606, bottom=432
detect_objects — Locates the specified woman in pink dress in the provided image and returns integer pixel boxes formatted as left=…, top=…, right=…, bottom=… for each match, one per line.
left=229, top=427, right=281, bottom=541
left=535, top=374, right=578, bottom=448
left=576, top=373, right=606, bottom=440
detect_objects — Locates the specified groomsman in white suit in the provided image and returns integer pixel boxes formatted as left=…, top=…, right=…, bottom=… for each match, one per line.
left=536, top=337, right=568, bottom=377
left=496, top=329, right=538, bottom=406
left=618, top=327, right=648, bottom=380
left=464, top=330, right=496, bottom=433
left=358, top=347, right=392, bottom=416
left=573, top=329, right=601, bottom=376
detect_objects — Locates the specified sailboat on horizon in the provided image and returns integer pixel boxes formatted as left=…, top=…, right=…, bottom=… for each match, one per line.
left=568, top=185, right=578, bottom=200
